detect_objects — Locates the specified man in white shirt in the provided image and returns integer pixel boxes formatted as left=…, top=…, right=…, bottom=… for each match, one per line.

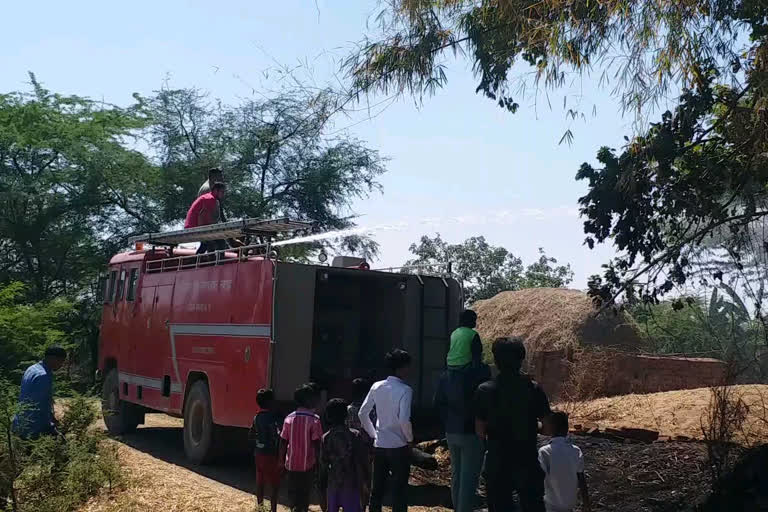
left=359, top=349, right=413, bottom=512
left=538, top=412, right=591, bottom=512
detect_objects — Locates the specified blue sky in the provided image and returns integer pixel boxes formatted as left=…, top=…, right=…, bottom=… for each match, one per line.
left=1, top=0, right=647, bottom=288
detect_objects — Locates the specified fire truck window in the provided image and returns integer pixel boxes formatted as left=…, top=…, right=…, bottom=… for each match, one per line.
left=116, top=270, right=127, bottom=301
left=106, top=271, right=117, bottom=303
left=97, top=275, right=106, bottom=302
left=126, top=269, right=139, bottom=301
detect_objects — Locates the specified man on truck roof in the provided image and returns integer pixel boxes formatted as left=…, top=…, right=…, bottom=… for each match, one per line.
left=185, top=182, right=227, bottom=253
left=198, top=167, right=226, bottom=219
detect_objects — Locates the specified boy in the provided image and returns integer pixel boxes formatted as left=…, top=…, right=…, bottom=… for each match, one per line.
left=359, top=349, right=413, bottom=512
left=538, top=411, right=591, bottom=512
left=447, top=310, right=483, bottom=368
left=249, top=389, right=282, bottom=512
left=279, top=384, right=323, bottom=512
left=321, top=398, right=369, bottom=512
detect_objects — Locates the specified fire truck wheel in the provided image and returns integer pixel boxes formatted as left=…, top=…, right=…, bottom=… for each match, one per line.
left=102, top=369, right=140, bottom=435
left=183, top=380, right=217, bottom=464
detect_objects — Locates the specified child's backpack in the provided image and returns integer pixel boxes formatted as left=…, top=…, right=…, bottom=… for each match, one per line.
left=249, top=411, right=280, bottom=454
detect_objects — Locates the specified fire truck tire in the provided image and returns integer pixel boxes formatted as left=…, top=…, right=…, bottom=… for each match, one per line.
left=102, top=369, right=140, bottom=435
left=183, top=381, right=217, bottom=464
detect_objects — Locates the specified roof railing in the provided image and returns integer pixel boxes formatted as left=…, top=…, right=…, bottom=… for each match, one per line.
left=145, top=242, right=272, bottom=274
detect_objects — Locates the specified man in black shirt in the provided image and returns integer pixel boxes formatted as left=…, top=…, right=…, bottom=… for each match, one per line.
left=474, top=337, right=551, bottom=512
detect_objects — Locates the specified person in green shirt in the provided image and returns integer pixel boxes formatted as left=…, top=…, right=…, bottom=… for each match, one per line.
left=447, top=310, right=483, bottom=368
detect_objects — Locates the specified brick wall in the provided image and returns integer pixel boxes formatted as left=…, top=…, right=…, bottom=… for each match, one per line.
left=525, top=349, right=727, bottom=400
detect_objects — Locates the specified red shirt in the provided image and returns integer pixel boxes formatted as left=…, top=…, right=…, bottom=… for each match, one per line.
left=184, top=193, right=218, bottom=228
left=280, top=408, right=323, bottom=472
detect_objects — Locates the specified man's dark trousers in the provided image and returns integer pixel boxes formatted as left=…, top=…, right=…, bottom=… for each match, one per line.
left=485, top=442, right=545, bottom=512
left=369, top=446, right=410, bottom=512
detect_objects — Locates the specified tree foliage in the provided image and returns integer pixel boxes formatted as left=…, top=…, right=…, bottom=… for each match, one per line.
left=404, top=234, right=572, bottom=304
left=520, top=247, right=574, bottom=289
left=0, top=76, right=388, bottom=305
left=0, top=74, right=157, bottom=301
left=347, top=0, right=763, bottom=117
left=579, top=72, right=768, bottom=311
left=0, top=283, right=75, bottom=384
left=631, top=284, right=766, bottom=377
left=143, top=86, right=386, bottom=257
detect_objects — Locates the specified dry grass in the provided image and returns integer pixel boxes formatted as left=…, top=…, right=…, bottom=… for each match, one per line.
left=80, top=444, right=259, bottom=512
left=563, top=384, right=768, bottom=445
left=474, top=288, right=645, bottom=353
left=74, top=412, right=264, bottom=512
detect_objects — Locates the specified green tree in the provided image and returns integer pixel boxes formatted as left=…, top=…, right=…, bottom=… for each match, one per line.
left=520, top=248, right=574, bottom=289
left=631, top=298, right=723, bottom=357
left=578, top=76, right=768, bottom=308
left=0, top=74, right=159, bottom=301
left=404, top=234, right=572, bottom=304
left=631, top=285, right=765, bottom=375
left=347, top=0, right=766, bottom=122
left=143, top=86, right=387, bottom=257
left=0, top=283, right=75, bottom=384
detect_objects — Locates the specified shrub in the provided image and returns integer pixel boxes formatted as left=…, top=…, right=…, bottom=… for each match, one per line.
left=0, top=391, right=123, bottom=512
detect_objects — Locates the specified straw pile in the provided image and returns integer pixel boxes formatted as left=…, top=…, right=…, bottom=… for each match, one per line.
left=565, top=384, right=768, bottom=445
left=474, top=288, right=645, bottom=353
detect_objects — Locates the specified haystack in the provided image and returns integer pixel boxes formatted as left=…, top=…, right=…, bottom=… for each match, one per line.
left=474, top=288, right=644, bottom=353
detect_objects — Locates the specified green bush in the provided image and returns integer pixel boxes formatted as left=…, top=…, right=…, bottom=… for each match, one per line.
left=0, top=391, right=123, bottom=512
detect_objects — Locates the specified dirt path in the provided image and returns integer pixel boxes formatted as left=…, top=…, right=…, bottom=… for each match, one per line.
left=81, top=414, right=449, bottom=512
left=81, top=414, right=276, bottom=512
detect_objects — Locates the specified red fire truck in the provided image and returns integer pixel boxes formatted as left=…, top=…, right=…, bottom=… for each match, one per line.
left=99, top=218, right=462, bottom=463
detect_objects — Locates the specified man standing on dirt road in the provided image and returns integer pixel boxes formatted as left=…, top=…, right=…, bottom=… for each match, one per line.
left=13, top=346, right=67, bottom=439
left=359, top=349, right=413, bottom=512
left=475, top=337, right=551, bottom=512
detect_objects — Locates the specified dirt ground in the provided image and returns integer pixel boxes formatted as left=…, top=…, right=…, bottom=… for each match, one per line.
left=79, top=411, right=717, bottom=512
left=81, top=413, right=450, bottom=512
left=564, top=385, right=768, bottom=445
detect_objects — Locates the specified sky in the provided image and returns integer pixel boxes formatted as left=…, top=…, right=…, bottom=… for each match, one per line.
left=1, top=0, right=648, bottom=289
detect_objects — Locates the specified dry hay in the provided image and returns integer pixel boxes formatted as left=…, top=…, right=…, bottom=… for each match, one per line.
left=80, top=443, right=258, bottom=512
left=474, top=288, right=645, bottom=353
left=563, top=384, right=768, bottom=445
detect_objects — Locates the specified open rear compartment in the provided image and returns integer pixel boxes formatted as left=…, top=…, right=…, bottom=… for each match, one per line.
left=309, top=268, right=407, bottom=401
left=271, top=262, right=463, bottom=427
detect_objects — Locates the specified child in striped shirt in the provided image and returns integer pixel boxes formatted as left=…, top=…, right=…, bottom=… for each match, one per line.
left=279, top=384, right=323, bottom=512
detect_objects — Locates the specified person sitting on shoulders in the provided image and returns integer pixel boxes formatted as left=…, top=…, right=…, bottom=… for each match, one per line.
left=435, top=341, right=491, bottom=512
left=447, top=310, right=483, bottom=368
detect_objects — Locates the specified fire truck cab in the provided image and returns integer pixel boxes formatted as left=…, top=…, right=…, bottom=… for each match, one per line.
left=99, top=218, right=462, bottom=463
